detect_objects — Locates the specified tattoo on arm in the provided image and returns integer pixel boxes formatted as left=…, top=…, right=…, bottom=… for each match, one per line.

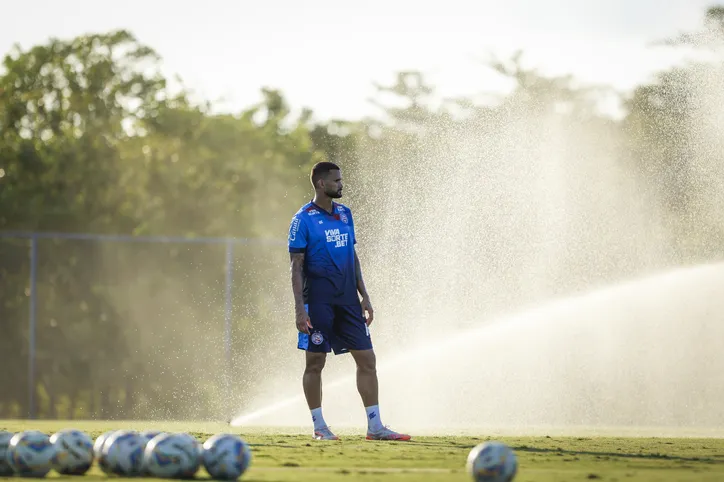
left=290, top=252, right=306, bottom=313
left=354, top=249, right=369, bottom=299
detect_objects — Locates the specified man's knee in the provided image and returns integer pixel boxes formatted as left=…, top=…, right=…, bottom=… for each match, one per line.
left=351, top=349, right=377, bottom=373
left=305, top=352, right=327, bottom=374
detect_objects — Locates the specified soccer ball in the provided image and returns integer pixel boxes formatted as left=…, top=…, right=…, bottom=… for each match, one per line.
left=6, top=430, right=56, bottom=477
left=466, top=441, right=517, bottom=482
left=202, top=433, right=252, bottom=480
left=102, top=430, right=145, bottom=476
left=143, top=432, right=201, bottom=478
left=0, top=431, right=14, bottom=476
left=50, top=429, right=94, bottom=475
left=94, top=430, right=117, bottom=474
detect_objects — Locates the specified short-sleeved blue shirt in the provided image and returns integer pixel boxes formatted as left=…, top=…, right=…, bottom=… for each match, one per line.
left=288, top=202, right=358, bottom=305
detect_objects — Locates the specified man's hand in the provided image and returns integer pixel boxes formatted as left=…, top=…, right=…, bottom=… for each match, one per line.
left=296, top=309, right=313, bottom=334
left=361, top=296, right=374, bottom=326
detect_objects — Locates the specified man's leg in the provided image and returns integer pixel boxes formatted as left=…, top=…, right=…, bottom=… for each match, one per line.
left=303, top=351, right=326, bottom=411
left=299, top=303, right=338, bottom=440
left=349, top=349, right=378, bottom=407
left=336, top=304, right=410, bottom=441
left=350, top=348, right=410, bottom=441
left=303, top=351, right=338, bottom=440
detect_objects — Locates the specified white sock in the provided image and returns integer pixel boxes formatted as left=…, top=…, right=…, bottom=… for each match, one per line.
left=311, top=407, right=327, bottom=430
left=365, top=405, right=383, bottom=432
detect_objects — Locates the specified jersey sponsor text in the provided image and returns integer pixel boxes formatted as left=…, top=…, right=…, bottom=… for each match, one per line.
left=325, top=228, right=349, bottom=248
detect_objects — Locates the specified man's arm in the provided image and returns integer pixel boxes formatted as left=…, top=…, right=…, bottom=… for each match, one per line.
left=290, top=251, right=312, bottom=334
left=290, top=252, right=306, bottom=314
left=354, top=248, right=374, bottom=325
left=354, top=248, right=369, bottom=300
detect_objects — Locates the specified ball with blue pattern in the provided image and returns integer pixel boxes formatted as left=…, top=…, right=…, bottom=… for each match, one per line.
left=202, top=434, right=252, bottom=480
left=466, top=441, right=518, bottom=482
left=50, top=429, right=94, bottom=475
left=102, top=430, right=145, bottom=476
left=143, top=432, right=202, bottom=479
left=6, top=430, right=56, bottom=477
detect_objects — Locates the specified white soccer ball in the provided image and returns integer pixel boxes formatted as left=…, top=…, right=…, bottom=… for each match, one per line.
left=466, top=441, right=517, bottom=482
left=102, top=430, right=145, bottom=476
left=0, top=431, right=15, bottom=476
left=6, top=430, right=56, bottom=477
left=50, top=429, right=94, bottom=475
left=202, top=434, right=252, bottom=480
left=94, top=430, right=117, bottom=474
left=143, top=432, right=201, bottom=478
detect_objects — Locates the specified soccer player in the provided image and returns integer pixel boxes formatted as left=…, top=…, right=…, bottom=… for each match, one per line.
left=287, top=161, right=411, bottom=442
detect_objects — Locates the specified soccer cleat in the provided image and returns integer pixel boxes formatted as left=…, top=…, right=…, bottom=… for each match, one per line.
left=366, top=426, right=412, bottom=441
left=313, top=426, right=339, bottom=441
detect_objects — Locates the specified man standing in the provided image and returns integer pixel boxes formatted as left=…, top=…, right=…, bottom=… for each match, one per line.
left=287, top=161, right=411, bottom=441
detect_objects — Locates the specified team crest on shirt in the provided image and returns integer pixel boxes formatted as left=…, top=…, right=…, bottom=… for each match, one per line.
left=335, top=205, right=349, bottom=223
left=311, top=332, right=324, bottom=345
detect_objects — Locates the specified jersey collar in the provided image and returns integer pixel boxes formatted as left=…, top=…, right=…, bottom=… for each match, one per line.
left=310, top=201, right=338, bottom=215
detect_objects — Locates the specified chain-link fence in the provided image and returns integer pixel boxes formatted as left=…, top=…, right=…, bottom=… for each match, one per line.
left=0, top=232, right=288, bottom=421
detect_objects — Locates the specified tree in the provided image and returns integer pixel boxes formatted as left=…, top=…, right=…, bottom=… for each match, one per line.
left=655, top=5, right=724, bottom=48
left=625, top=5, right=724, bottom=261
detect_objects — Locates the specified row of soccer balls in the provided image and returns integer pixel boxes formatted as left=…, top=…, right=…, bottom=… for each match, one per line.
left=0, top=428, right=517, bottom=482
left=0, top=429, right=251, bottom=480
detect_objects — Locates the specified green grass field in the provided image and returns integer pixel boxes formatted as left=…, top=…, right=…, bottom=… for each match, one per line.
left=1, top=421, right=723, bottom=481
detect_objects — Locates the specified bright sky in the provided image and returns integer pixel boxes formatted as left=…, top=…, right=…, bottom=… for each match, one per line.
left=0, top=0, right=715, bottom=120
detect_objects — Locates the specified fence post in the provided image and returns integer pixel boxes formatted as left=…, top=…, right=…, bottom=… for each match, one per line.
left=28, top=234, right=38, bottom=419
left=224, top=240, right=234, bottom=410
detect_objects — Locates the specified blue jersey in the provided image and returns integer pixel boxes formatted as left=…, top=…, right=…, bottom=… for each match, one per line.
left=288, top=202, right=359, bottom=305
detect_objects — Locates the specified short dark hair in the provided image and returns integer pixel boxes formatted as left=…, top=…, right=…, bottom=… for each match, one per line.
left=310, top=161, right=340, bottom=188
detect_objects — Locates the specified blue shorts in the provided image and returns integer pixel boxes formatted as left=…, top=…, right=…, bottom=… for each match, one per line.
left=297, top=303, right=373, bottom=355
